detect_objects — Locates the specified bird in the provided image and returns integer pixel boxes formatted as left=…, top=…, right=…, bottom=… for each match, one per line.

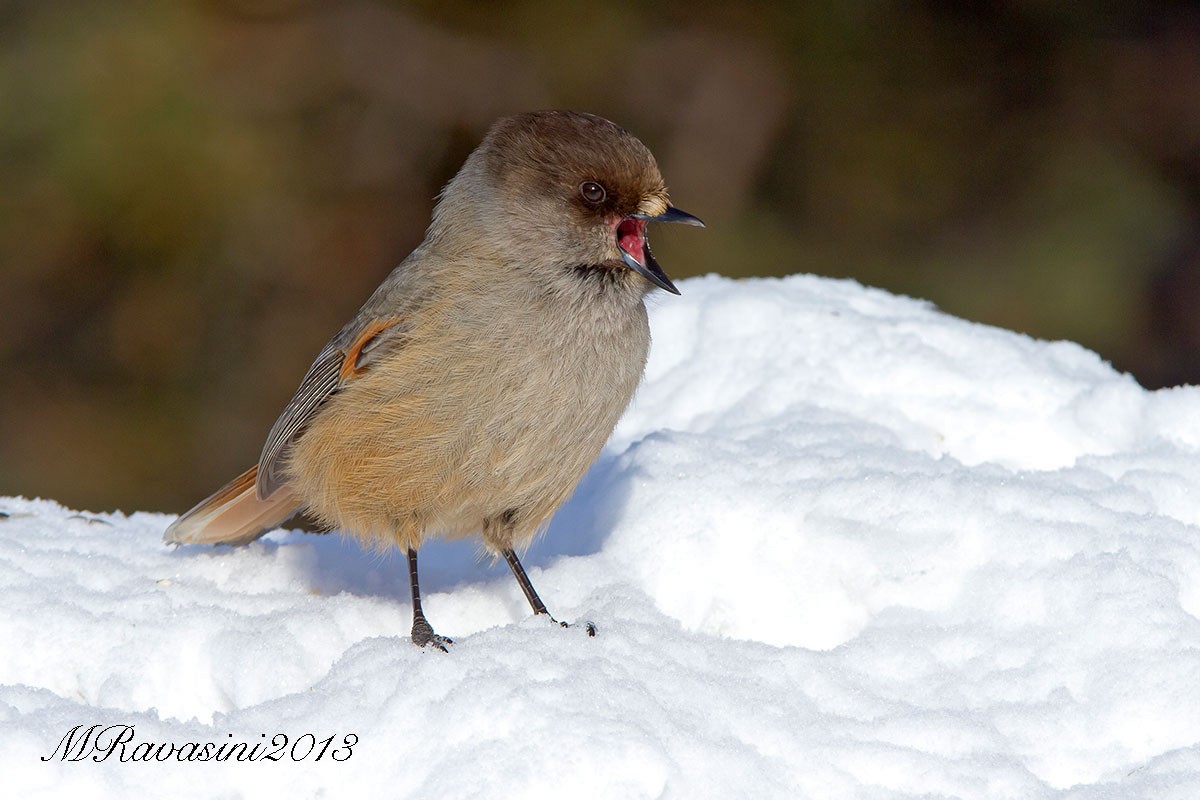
left=164, top=110, right=703, bottom=649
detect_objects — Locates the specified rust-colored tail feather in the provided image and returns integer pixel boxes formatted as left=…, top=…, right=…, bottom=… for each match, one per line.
left=164, top=465, right=301, bottom=546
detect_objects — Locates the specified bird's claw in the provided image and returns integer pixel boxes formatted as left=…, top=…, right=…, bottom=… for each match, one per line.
left=411, top=618, right=453, bottom=652
left=542, top=613, right=597, bottom=637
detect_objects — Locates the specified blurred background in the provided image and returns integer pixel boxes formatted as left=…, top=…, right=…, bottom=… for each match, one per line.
left=5, top=0, right=1200, bottom=513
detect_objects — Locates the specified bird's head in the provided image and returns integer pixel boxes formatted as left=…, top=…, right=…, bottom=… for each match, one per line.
left=432, top=110, right=703, bottom=297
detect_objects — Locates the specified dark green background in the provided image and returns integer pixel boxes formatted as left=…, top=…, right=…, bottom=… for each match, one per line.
left=4, top=1, right=1200, bottom=513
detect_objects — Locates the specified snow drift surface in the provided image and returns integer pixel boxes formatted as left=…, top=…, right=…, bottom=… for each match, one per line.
left=4, top=274, right=1200, bottom=798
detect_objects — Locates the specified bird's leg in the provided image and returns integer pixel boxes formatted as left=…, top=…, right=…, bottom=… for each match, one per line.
left=501, top=547, right=596, bottom=636
left=407, top=547, right=452, bottom=651
left=501, top=547, right=552, bottom=616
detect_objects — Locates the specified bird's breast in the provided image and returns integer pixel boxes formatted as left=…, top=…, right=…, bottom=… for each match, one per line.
left=285, top=283, right=650, bottom=546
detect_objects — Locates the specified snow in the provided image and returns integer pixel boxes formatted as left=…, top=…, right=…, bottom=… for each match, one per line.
left=5, top=273, right=1200, bottom=798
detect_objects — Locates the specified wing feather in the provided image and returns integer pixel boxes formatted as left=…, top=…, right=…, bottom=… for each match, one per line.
left=255, top=317, right=404, bottom=497
left=256, top=342, right=344, bottom=497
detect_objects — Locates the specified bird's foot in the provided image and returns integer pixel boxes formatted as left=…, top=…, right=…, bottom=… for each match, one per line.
left=411, top=617, right=453, bottom=652
left=539, top=612, right=597, bottom=637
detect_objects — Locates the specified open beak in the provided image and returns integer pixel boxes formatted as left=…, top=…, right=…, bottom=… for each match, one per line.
left=617, top=206, right=705, bottom=295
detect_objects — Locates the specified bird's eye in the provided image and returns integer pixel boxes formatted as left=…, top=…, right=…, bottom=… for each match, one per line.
left=579, top=181, right=606, bottom=204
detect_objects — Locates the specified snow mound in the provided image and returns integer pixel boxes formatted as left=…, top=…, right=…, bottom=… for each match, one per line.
left=5, top=274, right=1200, bottom=798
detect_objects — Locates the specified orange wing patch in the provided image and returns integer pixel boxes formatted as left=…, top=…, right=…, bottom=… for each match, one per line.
left=340, top=317, right=402, bottom=381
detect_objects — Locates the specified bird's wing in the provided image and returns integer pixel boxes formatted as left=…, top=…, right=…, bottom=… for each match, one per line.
left=256, top=316, right=405, bottom=497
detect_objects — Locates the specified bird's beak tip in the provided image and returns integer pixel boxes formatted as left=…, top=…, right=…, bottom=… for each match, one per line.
left=636, top=206, right=705, bottom=228
left=619, top=247, right=680, bottom=295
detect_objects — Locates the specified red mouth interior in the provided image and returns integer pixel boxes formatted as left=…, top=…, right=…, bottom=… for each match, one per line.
left=617, top=217, right=648, bottom=264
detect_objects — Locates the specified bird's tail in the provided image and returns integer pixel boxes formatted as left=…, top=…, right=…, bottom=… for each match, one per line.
left=164, top=465, right=301, bottom=546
